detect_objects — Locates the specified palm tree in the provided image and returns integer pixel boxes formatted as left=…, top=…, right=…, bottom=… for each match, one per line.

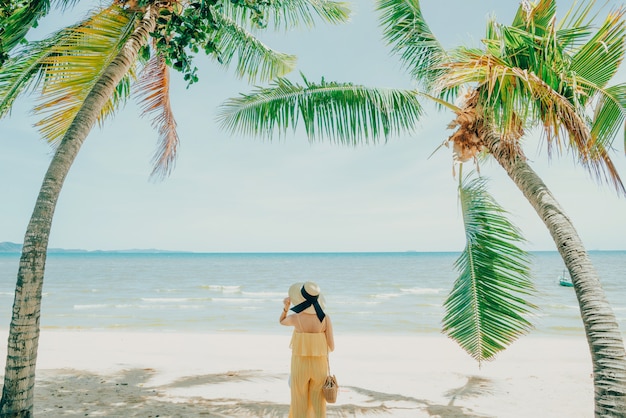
left=218, top=0, right=626, bottom=414
left=0, top=1, right=350, bottom=416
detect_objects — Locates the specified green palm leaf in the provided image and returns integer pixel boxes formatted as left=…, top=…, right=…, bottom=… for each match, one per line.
left=0, top=1, right=81, bottom=62
left=30, top=5, right=137, bottom=144
left=0, top=5, right=139, bottom=143
left=211, top=12, right=297, bottom=82
left=0, top=5, right=135, bottom=123
left=443, top=173, right=536, bottom=364
left=376, top=0, right=448, bottom=92
left=511, top=0, right=556, bottom=35
left=591, top=84, right=626, bottom=152
left=436, top=0, right=626, bottom=194
left=218, top=76, right=423, bottom=144
left=441, top=48, right=590, bottom=147
left=219, top=0, right=351, bottom=30
left=1, top=1, right=49, bottom=62
left=570, top=8, right=626, bottom=94
left=0, top=34, right=58, bottom=117
left=267, top=0, right=351, bottom=28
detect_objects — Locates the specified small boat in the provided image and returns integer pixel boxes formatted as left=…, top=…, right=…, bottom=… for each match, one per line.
left=558, top=270, right=574, bottom=287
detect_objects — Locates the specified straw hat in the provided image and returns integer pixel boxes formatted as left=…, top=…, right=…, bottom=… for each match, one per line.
left=288, top=281, right=326, bottom=314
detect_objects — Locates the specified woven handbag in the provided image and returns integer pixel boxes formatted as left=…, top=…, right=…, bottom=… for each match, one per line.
left=323, top=347, right=338, bottom=403
left=322, top=374, right=338, bottom=403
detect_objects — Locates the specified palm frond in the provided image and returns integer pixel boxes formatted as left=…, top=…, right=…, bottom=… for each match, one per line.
left=376, top=0, right=448, bottom=91
left=0, top=1, right=84, bottom=61
left=580, top=82, right=626, bottom=195
left=510, top=0, right=531, bottom=29
left=511, top=0, right=556, bottom=36
left=210, top=12, right=296, bottom=82
left=496, top=22, right=571, bottom=99
left=218, top=0, right=351, bottom=30
left=0, top=34, right=58, bottom=118
left=441, top=49, right=601, bottom=154
left=555, top=0, right=597, bottom=50
left=570, top=7, right=626, bottom=93
left=558, top=0, right=618, bottom=51
left=31, top=5, right=137, bottom=144
left=134, top=55, right=179, bottom=181
left=0, top=0, right=50, bottom=61
left=555, top=24, right=595, bottom=51
left=586, top=141, right=626, bottom=195
left=443, top=173, right=536, bottom=364
left=217, top=76, right=423, bottom=145
left=0, top=1, right=95, bottom=112
left=445, top=34, right=626, bottom=195
left=470, top=0, right=626, bottom=195
left=590, top=83, right=626, bottom=155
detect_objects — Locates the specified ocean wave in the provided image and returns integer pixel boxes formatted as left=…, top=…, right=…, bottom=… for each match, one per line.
left=76, top=289, right=101, bottom=293
left=212, top=298, right=259, bottom=304
left=414, top=303, right=443, bottom=308
left=369, top=293, right=403, bottom=299
left=241, top=291, right=284, bottom=298
left=73, top=304, right=109, bottom=310
left=400, top=287, right=444, bottom=295
left=139, top=297, right=213, bottom=304
left=543, top=325, right=584, bottom=335
left=200, top=285, right=242, bottom=293
left=155, top=288, right=181, bottom=293
left=137, top=304, right=204, bottom=310
left=544, top=303, right=579, bottom=310
left=140, top=297, right=193, bottom=303
left=74, top=301, right=211, bottom=310
left=368, top=288, right=444, bottom=299
left=335, top=299, right=380, bottom=306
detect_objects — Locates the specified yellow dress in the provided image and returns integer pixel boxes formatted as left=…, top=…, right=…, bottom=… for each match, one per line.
left=289, top=331, right=329, bottom=418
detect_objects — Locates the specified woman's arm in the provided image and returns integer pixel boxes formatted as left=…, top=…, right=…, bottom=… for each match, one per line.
left=325, top=316, right=335, bottom=351
left=279, top=297, right=292, bottom=325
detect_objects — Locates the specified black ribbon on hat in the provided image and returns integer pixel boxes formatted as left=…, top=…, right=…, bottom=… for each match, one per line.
left=290, top=286, right=325, bottom=322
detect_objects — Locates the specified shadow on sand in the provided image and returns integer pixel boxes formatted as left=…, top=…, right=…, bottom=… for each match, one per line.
left=28, top=368, right=495, bottom=417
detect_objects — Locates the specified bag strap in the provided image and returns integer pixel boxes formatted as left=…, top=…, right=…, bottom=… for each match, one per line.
left=326, top=343, right=331, bottom=375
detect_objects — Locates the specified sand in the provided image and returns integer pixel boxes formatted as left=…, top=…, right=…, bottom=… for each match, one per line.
left=0, top=330, right=593, bottom=417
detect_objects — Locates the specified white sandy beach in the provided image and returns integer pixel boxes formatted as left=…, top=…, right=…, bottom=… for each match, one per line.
left=0, top=330, right=593, bottom=417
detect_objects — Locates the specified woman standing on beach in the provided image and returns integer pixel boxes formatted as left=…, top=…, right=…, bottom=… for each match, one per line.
left=280, top=281, right=335, bottom=417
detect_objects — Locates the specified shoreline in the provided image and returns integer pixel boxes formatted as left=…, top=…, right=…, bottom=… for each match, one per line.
left=0, top=330, right=594, bottom=417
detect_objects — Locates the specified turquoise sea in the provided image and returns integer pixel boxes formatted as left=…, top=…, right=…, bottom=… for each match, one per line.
left=0, top=251, right=625, bottom=336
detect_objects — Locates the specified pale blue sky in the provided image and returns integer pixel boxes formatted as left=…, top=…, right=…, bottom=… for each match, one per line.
left=1, top=1, right=625, bottom=252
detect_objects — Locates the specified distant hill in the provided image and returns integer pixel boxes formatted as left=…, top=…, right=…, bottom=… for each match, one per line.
left=0, top=242, right=177, bottom=254
left=0, top=242, right=22, bottom=252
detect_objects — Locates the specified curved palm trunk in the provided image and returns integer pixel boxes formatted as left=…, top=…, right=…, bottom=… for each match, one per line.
left=485, top=133, right=626, bottom=417
left=0, top=10, right=155, bottom=417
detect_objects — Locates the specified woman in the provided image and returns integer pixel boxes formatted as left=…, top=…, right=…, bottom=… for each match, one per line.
left=280, top=281, right=335, bottom=418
